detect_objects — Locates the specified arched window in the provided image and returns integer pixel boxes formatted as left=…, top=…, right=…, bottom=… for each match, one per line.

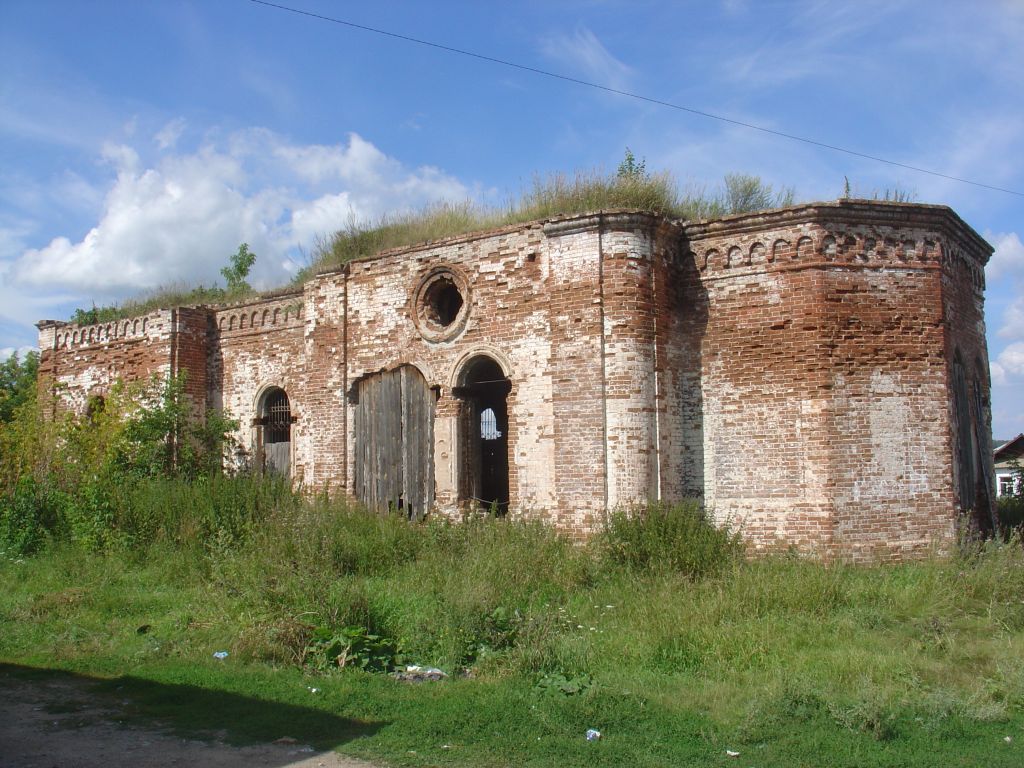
left=456, top=355, right=511, bottom=515
left=258, top=387, right=292, bottom=477
left=263, top=389, right=291, bottom=443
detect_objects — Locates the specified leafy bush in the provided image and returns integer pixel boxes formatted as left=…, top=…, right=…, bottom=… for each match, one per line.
left=0, top=351, right=39, bottom=425
left=0, top=371, right=243, bottom=553
left=303, top=625, right=401, bottom=673
left=63, top=480, right=118, bottom=552
left=998, top=495, right=1024, bottom=533
left=0, top=477, right=60, bottom=556
left=599, top=501, right=742, bottom=578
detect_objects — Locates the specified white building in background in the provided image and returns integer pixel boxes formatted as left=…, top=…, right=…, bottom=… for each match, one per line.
left=995, top=434, right=1024, bottom=497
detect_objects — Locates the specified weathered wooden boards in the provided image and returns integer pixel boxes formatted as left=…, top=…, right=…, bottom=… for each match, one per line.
left=354, top=366, right=435, bottom=519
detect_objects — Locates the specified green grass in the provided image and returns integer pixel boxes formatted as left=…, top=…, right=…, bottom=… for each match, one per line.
left=303, top=170, right=794, bottom=279
left=69, top=283, right=256, bottom=326
left=2, top=487, right=1022, bottom=766
left=70, top=170, right=796, bottom=321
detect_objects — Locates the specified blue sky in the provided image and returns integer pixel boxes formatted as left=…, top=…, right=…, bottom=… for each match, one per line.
left=1, top=0, right=1022, bottom=436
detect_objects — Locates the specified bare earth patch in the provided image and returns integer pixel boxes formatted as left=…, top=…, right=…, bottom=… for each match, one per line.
left=0, top=673, right=378, bottom=768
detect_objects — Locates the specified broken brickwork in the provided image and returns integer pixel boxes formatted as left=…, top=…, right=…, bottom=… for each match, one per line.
left=37, top=200, right=996, bottom=560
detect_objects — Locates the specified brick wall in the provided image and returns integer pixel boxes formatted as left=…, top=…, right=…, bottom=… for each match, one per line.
left=38, top=201, right=994, bottom=560
left=211, top=295, right=306, bottom=475
left=683, top=201, right=993, bottom=560
left=37, top=311, right=176, bottom=413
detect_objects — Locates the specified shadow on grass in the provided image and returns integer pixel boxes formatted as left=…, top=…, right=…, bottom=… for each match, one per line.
left=1, top=662, right=384, bottom=753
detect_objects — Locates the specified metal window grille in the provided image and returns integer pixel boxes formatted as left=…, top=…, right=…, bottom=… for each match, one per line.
left=265, top=390, right=291, bottom=444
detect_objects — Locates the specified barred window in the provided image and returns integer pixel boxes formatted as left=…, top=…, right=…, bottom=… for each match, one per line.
left=264, top=389, right=291, bottom=444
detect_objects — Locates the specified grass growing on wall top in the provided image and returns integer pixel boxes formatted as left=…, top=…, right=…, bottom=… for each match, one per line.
left=304, top=170, right=795, bottom=279
left=67, top=168, right=796, bottom=321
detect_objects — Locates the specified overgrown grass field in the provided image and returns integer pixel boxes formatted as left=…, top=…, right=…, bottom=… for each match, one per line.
left=2, top=479, right=1022, bottom=767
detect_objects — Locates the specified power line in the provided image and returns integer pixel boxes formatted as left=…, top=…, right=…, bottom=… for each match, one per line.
left=249, top=0, right=1023, bottom=199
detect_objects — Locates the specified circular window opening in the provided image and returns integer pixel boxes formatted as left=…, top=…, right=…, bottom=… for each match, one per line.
left=413, top=267, right=470, bottom=342
left=425, top=278, right=464, bottom=328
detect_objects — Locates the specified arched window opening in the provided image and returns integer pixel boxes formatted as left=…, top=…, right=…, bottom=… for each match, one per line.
left=456, top=356, right=511, bottom=515
left=258, top=387, right=292, bottom=477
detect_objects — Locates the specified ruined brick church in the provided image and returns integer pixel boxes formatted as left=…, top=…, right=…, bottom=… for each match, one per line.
left=38, top=199, right=996, bottom=560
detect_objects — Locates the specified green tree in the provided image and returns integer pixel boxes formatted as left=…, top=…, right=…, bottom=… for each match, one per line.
left=221, top=243, right=256, bottom=294
left=0, top=351, right=39, bottom=425
left=617, top=147, right=648, bottom=181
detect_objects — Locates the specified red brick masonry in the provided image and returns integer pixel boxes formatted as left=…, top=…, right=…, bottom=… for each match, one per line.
left=37, top=200, right=996, bottom=561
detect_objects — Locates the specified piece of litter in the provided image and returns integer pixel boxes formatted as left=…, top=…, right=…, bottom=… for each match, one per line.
left=726, top=749, right=740, bottom=757
left=212, top=651, right=229, bottom=659
left=440, top=744, right=451, bottom=750
left=394, top=664, right=447, bottom=682
left=1005, top=736, right=1013, bottom=743
left=307, top=687, right=320, bottom=694
left=585, top=728, right=601, bottom=741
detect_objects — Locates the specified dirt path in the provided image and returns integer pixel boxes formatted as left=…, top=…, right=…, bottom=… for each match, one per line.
left=0, top=673, right=379, bottom=768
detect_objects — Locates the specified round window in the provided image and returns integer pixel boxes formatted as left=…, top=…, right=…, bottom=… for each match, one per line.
left=424, top=276, right=463, bottom=328
left=413, top=267, right=470, bottom=341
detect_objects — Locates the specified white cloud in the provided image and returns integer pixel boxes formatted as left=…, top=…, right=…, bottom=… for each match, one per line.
left=275, top=133, right=391, bottom=185
left=540, top=28, right=632, bottom=91
left=0, top=224, right=33, bottom=263
left=7, top=128, right=470, bottom=298
left=154, top=118, right=186, bottom=151
left=0, top=345, right=36, bottom=362
left=995, top=341, right=1024, bottom=378
left=983, top=232, right=1024, bottom=341
left=991, top=360, right=1007, bottom=386
left=999, top=297, right=1024, bottom=341
left=291, top=191, right=359, bottom=247
left=986, top=231, right=1024, bottom=282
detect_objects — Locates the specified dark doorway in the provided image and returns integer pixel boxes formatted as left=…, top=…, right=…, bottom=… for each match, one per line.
left=259, top=387, right=291, bottom=478
left=354, top=365, right=435, bottom=520
left=456, top=356, right=511, bottom=515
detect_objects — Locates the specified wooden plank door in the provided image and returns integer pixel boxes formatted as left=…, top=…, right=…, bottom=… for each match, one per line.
left=354, top=366, right=435, bottom=519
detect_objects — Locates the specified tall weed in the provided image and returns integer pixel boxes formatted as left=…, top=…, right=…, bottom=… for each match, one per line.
left=599, top=501, right=742, bottom=578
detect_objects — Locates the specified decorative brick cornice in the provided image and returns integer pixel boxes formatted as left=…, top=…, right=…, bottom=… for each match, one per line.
left=682, top=199, right=992, bottom=264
